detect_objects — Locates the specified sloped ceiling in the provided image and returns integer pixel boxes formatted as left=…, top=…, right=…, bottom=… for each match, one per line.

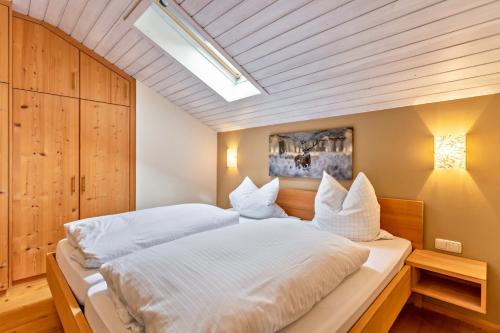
left=12, top=0, right=500, bottom=132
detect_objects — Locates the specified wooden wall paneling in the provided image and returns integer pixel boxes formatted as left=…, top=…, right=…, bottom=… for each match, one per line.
left=80, top=51, right=112, bottom=104
left=11, top=90, right=79, bottom=281
left=0, top=83, right=8, bottom=290
left=12, top=17, right=79, bottom=98
left=11, top=12, right=136, bottom=82
left=111, top=72, right=131, bottom=107
left=7, top=11, right=136, bottom=282
left=80, top=100, right=130, bottom=219
left=0, top=3, right=8, bottom=83
left=7, top=0, right=12, bottom=289
left=129, top=80, right=136, bottom=211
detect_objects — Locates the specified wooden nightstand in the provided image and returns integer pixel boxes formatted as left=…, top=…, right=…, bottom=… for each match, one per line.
left=406, top=249, right=487, bottom=314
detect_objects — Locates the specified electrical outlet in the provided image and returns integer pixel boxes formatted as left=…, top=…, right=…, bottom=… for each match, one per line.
left=446, top=240, right=462, bottom=254
left=434, top=238, right=462, bottom=253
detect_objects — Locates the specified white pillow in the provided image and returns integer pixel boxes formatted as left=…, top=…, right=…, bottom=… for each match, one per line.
left=229, top=177, right=288, bottom=219
left=313, top=172, right=380, bottom=241
left=314, top=171, right=348, bottom=217
left=229, top=177, right=257, bottom=210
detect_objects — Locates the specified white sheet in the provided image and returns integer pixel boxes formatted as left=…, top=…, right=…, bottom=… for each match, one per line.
left=55, top=240, right=102, bottom=305
left=58, top=215, right=298, bottom=305
left=281, top=237, right=411, bottom=333
left=85, top=237, right=410, bottom=333
left=99, top=221, right=369, bottom=333
left=65, top=204, right=239, bottom=268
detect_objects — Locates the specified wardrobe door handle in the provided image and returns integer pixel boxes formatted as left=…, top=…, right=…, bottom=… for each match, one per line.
left=81, top=176, right=86, bottom=193
left=71, top=176, right=76, bottom=194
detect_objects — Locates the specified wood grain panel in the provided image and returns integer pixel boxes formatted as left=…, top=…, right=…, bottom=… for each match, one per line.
left=11, top=90, right=79, bottom=281
left=276, top=188, right=424, bottom=249
left=81, top=52, right=130, bottom=106
left=0, top=3, right=8, bottom=84
left=12, top=0, right=500, bottom=132
left=43, top=0, right=69, bottom=27
left=46, top=253, right=92, bottom=333
left=249, top=0, right=496, bottom=80
left=214, top=0, right=312, bottom=47
left=83, top=0, right=134, bottom=50
left=111, top=72, right=131, bottom=106
left=193, top=0, right=242, bottom=28
left=70, top=0, right=110, bottom=43
left=213, top=73, right=500, bottom=130
left=80, top=51, right=111, bottom=103
left=242, top=0, right=442, bottom=71
left=58, top=0, right=87, bottom=35
left=350, top=265, right=411, bottom=333
left=80, top=100, right=130, bottom=219
left=0, top=278, right=63, bottom=333
left=0, top=83, right=8, bottom=291
left=204, top=0, right=274, bottom=38
left=27, top=0, right=49, bottom=21
left=12, top=17, right=79, bottom=98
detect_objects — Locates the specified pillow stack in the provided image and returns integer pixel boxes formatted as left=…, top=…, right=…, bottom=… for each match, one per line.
left=313, top=171, right=381, bottom=241
left=229, top=177, right=287, bottom=219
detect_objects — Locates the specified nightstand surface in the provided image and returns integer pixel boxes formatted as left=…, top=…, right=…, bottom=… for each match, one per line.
left=407, top=249, right=487, bottom=313
left=406, top=249, right=486, bottom=283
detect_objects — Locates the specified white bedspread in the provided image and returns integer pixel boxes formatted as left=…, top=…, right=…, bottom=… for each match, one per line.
left=100, top=221, right=370, bottom=333
left=65, top=204, right=239, bottom=268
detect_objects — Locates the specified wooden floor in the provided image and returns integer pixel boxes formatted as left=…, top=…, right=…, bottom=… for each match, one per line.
left=391, top=304, right=493, bottom=333
left=0, top=278, right=494, bottom=333
left=0, top=278, right=62, bottom=333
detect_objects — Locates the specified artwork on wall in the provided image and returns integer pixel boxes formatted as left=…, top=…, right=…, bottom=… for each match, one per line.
left=269, top=128, right=353, bottom=179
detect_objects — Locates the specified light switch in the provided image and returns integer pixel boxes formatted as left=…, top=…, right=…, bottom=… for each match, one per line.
left=435, top=238, right=462, bottom=253
left=435, top=238, right=447, bottom=250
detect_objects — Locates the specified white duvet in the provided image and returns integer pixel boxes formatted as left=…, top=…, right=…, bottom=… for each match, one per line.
left=65, top=204, right=239, bottom=268
left=100, top=221, right=370, bottom=333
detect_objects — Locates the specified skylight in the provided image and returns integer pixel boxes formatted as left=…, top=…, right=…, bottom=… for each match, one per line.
left=134, top=1, right=262, bottom=102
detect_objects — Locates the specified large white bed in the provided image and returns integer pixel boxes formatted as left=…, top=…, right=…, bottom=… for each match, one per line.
left=47, top=190, right=423, bottom=333
left=82, top=234, right=411, bottom=333
left=55, top=215, right=302, bottom=305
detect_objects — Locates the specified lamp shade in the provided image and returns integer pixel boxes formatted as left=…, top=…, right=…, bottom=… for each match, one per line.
left=434, top=134, right=466, bottom=169
left=227, top=148, right=237, bottom=168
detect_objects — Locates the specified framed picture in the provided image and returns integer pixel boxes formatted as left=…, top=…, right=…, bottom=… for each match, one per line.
left=269, top=128, right=353, bottom=179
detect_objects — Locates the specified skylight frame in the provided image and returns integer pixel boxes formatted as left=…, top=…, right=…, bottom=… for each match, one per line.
left=134, top=1, right=265, bottom=102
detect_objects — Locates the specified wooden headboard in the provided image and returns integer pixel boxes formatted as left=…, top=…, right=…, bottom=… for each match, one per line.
left=276, top=188, right=424, bottom=249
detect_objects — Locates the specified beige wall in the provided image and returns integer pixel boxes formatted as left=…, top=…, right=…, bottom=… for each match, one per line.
left=217, top=93, right=500, bottom=325
left=136, top=81, right=217, bottom=209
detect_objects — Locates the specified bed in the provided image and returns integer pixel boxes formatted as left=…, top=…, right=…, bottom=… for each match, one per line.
left=47, top=188, right=424, bottom=333
left=54, top=215, right=302, bottom=306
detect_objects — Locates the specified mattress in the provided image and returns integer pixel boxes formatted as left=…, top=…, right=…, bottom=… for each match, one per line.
left=84, top=236, right=411, bottom=333
left=57, top=216, right=301, bottom=305
left=55, top=239, right=102, bottom=305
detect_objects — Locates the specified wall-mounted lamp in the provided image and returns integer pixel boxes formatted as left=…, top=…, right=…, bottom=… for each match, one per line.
left=434, top=134, right=466, bottom=169
left=227, top=148, right=237, bottom=168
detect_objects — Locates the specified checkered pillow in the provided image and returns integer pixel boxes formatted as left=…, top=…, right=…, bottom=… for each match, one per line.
left=313, top=172, right=380, bottom=241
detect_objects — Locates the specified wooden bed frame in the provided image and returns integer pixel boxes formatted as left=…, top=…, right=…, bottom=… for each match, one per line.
left=47, top=188, right=424, bottom=333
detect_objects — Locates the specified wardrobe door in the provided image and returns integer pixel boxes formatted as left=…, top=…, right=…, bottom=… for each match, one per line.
left=111, top=72, right=130, bottom=106
left=0, top=4, right=8, bottom=84
left=80, top=52, right=111, bottom=103
left=0, top=83, right=8, bottom=290
left=12, top=90, right=79, bottom=281
left=12, top=18, right=79, bottom=98
left=80, top=100, right=130, bottom=219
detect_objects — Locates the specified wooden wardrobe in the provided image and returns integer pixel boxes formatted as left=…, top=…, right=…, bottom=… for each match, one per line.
left=0, top=0, right=11, bottom=291
left=1, top=7, right=136, bottom=286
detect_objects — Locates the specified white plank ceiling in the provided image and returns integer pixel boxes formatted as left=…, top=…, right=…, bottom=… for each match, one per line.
left=13, top=0, right=500, bottom=132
